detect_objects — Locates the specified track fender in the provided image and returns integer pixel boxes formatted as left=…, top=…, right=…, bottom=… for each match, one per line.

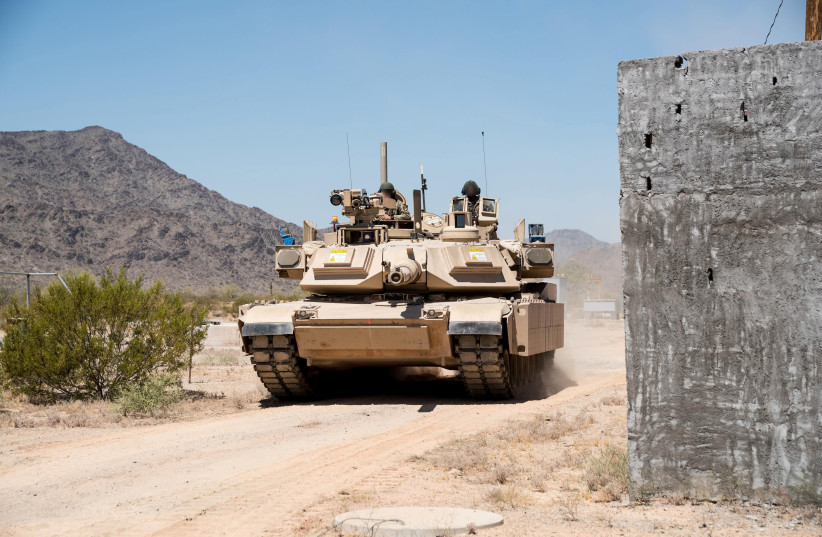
left=238, top=304, right=296, bottom=352
left=447, top=301, right=508, bottom=336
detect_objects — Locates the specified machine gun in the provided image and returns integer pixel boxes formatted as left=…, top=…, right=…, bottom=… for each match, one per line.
left=278, top=225, right=295, bottom=245
left=329, top=188, right=410, bottom=225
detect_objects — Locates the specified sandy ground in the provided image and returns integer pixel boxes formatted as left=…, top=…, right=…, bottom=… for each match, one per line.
left=1, top=321, right=819, bottom=537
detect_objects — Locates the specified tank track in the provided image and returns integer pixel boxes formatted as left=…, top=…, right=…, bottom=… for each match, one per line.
left=453, top=334, right=514, bottom=399
left=247, top=334, right=315, bottom=400
left=454, top=334, right=553, bottom=399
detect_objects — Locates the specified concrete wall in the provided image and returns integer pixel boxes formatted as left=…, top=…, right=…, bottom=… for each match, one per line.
left=618, top=41, right=822, bottom=502
left=203, top=323, right=241, bottom=348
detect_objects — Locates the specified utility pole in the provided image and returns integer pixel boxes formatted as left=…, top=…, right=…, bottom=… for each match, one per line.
left=809, top=0, right=822, bottom=40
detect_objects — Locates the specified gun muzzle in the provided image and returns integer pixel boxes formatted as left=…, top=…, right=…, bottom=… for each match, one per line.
left=385, top=259, right=422, bottom=285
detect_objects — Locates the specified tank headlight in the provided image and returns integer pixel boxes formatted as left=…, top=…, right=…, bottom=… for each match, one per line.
left=427, top=309, right=436, bottom=317
left=525, top=248, right=553, bottom=266
left=277, top=249, right=301, bottom=267
left=330, top=193, right=343, bottom=206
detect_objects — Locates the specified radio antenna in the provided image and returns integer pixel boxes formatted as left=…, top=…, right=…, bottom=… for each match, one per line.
left=481, top=131, right=488, bottom=194
left=420, top=164, right=427, bottom=212
left=346, top=132, right=353, bottom=189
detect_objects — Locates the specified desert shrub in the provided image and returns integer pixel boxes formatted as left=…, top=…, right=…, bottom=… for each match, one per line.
left=116, top=373, right=183, bottom=416
left=583, top=445, right=629, bottom=501
left=486, top=485, right=533, bottom=509
left=556, top=492, right=581, bottom=521
left=0, top=268, right=206, bottom=402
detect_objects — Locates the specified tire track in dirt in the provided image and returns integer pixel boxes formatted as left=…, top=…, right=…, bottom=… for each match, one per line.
left=106, top=377, right=620, bottom=537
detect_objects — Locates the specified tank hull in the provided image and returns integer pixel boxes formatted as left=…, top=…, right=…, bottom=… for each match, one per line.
left=239, top=295, right=564, bottom=399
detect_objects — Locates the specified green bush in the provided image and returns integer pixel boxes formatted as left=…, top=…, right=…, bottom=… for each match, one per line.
left=116, top=373, right=183, bottom=416
left=0, top=268, right=206, bottom=402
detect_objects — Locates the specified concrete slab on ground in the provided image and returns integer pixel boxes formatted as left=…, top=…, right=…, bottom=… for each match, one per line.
left=334, top=506, right=503, bottom=536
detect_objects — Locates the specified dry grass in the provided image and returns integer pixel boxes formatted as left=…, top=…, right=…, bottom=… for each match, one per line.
left=528, top=468, right=550, bottom=493
left=0, top=377, right=269, bottom=429
left=486, top=485, right=533, bottom=509
left=335, top=487, right=379, bottom=514
left=490, top=462, right=517, bottom=485
left=423, top=410, right=594, bottom=483
left=582, top=445, right=629, bottom=502
left=223, top=384, right=270, bottom=409
left=556, top=492, right=582, bottom=521
left=0, top=390, right=121, bottom=428
left=599, top=391, right=625, bottom=406
left=414, top=397, right=630, bottom=523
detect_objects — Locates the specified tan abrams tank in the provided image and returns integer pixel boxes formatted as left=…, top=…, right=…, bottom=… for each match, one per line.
left=239, top=147, right=563, bottom=400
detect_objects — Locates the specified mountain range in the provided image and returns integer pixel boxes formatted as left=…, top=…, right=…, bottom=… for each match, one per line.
left=0, top=127, right=299, bottom=293
left=0, top=127, right=620, bottom=296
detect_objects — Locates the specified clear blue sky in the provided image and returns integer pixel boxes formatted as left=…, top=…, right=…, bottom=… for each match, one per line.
left=0, top=0, right=806, bottom=243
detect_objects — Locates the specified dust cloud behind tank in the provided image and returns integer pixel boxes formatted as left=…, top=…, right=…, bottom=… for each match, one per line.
left=238, top=142, right=564, bottom=400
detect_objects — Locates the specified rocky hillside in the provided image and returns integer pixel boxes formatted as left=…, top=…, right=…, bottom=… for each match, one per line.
left=543, top=229, right=622, bottom=300
left=544, top=229, right=609, bottom=265
left=0, top=127, right=300, bottom=293
left=564, top=242, right=623, bottom=299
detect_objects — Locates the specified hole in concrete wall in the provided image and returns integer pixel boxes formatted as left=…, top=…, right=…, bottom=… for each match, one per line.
left=645, top=177, right=652, bottom=190
left=675, top=103, right=682, bottom=115
left=707, top=268, right=713, bottom=283
left=644, top=133, right=653, bottom=149
left=772, top=76, right=778, bottom=85
left=674, top=55, right=688, bottom=69
left=740, top=102, right=748, bottom=122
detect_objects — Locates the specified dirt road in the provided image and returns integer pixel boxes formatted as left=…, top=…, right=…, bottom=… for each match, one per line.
left=0, top=322, right=626, bottom=537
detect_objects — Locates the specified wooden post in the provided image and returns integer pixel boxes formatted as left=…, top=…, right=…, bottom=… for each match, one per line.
left=808, top=0, right=822, bottom=40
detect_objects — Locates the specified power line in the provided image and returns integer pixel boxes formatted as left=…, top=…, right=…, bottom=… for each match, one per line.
left=764, top=0, right=785, bottom=44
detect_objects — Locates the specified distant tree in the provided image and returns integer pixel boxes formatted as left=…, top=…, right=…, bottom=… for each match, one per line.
left=0, top=268, right=206, bottom=402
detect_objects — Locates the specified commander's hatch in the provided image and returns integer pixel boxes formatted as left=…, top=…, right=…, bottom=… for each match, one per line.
left=448, top=197, right=499, bottom=227
left=477, top=198, right=498, bottom=228
left=446, top=197, right=499, bottom=241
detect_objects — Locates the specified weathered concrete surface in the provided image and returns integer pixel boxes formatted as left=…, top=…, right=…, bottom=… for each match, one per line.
left=618, top=41, right=822, bottom=502
left=203, top=323, right=241, bottom=348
